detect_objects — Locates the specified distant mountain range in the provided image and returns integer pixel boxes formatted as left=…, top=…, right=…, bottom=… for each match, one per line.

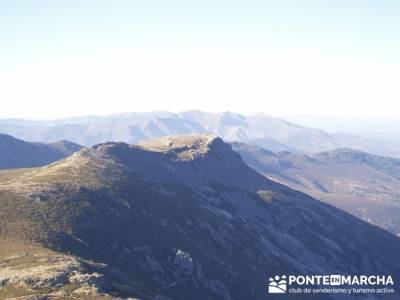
left=232, top=143, right=400, bottom=236
left=0, top=133, right=82, bottom=169
left=287, top=115, right=400, bottom=143
left=1, top=111, right=399, bottom=157
left=1, top=134, right=400, bottom=299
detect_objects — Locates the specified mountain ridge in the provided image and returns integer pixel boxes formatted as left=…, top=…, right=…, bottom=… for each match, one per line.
left=0, top=133, right=83, bottom=169
left=1, top=134, right=400, bottom=299
left=232, top=142, right=400, bottom=235
left=1, top=111, right=398, bottom=157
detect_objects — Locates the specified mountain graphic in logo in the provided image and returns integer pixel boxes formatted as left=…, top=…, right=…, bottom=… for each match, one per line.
left=268, top=275, right=287, bottom=293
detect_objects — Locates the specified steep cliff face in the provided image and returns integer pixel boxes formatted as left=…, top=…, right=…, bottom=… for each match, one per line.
left=1, top=134, right=399, bottom=299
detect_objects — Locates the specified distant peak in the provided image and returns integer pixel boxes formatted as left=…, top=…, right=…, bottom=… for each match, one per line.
left=316, top=147, right=374, bottom=163
left=48, top=140, right=84, bottom=155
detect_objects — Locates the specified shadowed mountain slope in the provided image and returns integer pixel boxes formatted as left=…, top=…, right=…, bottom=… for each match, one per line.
left=0, top=133, right=83, bottom=169
left=232, top=142, right=400, bottom=236
left=1, top=134, right=400, bottom=299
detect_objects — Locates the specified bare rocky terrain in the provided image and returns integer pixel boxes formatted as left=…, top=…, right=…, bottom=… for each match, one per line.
left=0, top=239, right=124, bottom=300
left=1, top=134, right=400, bottom=299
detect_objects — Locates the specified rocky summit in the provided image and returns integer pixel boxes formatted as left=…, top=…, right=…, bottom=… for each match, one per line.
left=0, top=134, right=400, bottom=299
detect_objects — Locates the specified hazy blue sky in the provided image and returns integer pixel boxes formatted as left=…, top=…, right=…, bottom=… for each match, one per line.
left=1, top=1, right=399, bottom=119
